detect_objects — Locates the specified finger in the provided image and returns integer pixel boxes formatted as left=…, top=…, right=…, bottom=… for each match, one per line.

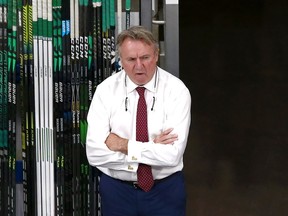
left=158, top=134, right=178, bottom=144
left=163, top=133, right=178, bottom=140
left=161, top=137, right=178, bottom=144
left=167, top=135, right=178, bottom=141
left=162, top=128, right=174, bottom=135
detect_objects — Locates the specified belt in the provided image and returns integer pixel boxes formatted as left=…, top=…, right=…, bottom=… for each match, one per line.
left=120, top=174, right=174, bottom=189
left=121, top=181, right=141, bottom=189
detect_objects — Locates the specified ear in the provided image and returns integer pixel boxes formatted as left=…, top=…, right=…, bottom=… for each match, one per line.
left=155, top=49, right=159, bottom=62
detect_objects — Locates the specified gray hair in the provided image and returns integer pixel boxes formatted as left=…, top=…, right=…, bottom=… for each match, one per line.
left=116, top=26, right=159, bottom=56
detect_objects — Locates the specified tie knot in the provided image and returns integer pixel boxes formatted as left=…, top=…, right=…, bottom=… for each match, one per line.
left=136, top=87, right=145, bottom=97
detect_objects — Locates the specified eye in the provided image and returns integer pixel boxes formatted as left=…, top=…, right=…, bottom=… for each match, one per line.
left=141, top=56, right=150, bottom=61
left=127, top=57, right=136, bottom=62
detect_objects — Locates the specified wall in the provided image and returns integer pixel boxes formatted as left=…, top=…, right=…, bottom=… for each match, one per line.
left=180, top=1, right=288, bottom=215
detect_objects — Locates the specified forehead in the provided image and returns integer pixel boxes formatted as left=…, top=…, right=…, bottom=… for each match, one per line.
left=121, top=39, right=154, bottom=52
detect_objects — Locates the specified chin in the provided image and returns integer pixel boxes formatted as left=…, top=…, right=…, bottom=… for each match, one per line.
left=134, top=78, right=147, bottom=85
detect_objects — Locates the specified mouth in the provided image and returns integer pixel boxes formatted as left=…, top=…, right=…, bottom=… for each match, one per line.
left=135, top=72, right=145, bottom=75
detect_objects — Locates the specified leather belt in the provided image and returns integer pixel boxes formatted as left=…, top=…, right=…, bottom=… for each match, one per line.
left=120, top=174, right=174, bottom=189
left=122, top=181, right=141, bottom=189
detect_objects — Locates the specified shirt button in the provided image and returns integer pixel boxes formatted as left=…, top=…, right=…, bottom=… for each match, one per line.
left=128, top=165, right=134, bottom=170
left=132, top=156, right=137, bottom=161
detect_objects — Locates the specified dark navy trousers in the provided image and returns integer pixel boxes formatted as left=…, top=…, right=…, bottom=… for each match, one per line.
left=99, top=171, right=186, bottom=216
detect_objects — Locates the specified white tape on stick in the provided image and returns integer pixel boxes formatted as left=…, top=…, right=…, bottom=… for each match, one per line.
left=166, top=0, right=178, bottom=4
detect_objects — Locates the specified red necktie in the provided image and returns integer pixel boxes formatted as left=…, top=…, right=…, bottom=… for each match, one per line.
left=136, top=87, right=154, bottom=192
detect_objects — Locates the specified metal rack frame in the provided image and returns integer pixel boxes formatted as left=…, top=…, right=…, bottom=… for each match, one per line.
left=141, top=0, right=179, bottom=77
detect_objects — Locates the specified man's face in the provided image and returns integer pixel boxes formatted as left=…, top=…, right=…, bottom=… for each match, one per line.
left=120, top=38, right=158, bottom=86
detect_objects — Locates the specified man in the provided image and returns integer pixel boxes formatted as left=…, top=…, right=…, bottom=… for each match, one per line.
left=86, top=25, right=191, bottom=215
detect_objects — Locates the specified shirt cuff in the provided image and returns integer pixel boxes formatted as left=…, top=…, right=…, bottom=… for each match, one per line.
left=127, top=140, right=142, bottom=163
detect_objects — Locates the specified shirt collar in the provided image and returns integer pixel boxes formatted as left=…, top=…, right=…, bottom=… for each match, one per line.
left=125, top=68, right=158, bottom=94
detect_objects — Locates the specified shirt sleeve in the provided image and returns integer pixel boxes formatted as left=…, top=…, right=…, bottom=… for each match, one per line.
left=86, top=86, right=138, bottom=173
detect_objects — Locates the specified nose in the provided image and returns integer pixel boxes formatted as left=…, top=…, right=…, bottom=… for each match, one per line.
left=135, top=58, right=143, bottom=69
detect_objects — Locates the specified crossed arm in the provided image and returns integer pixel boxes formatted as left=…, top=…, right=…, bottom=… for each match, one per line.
left=105, top=128, right=178, bottom=155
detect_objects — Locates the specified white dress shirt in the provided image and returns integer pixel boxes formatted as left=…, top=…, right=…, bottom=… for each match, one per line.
left=86, top=67, right=191, bottom=181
